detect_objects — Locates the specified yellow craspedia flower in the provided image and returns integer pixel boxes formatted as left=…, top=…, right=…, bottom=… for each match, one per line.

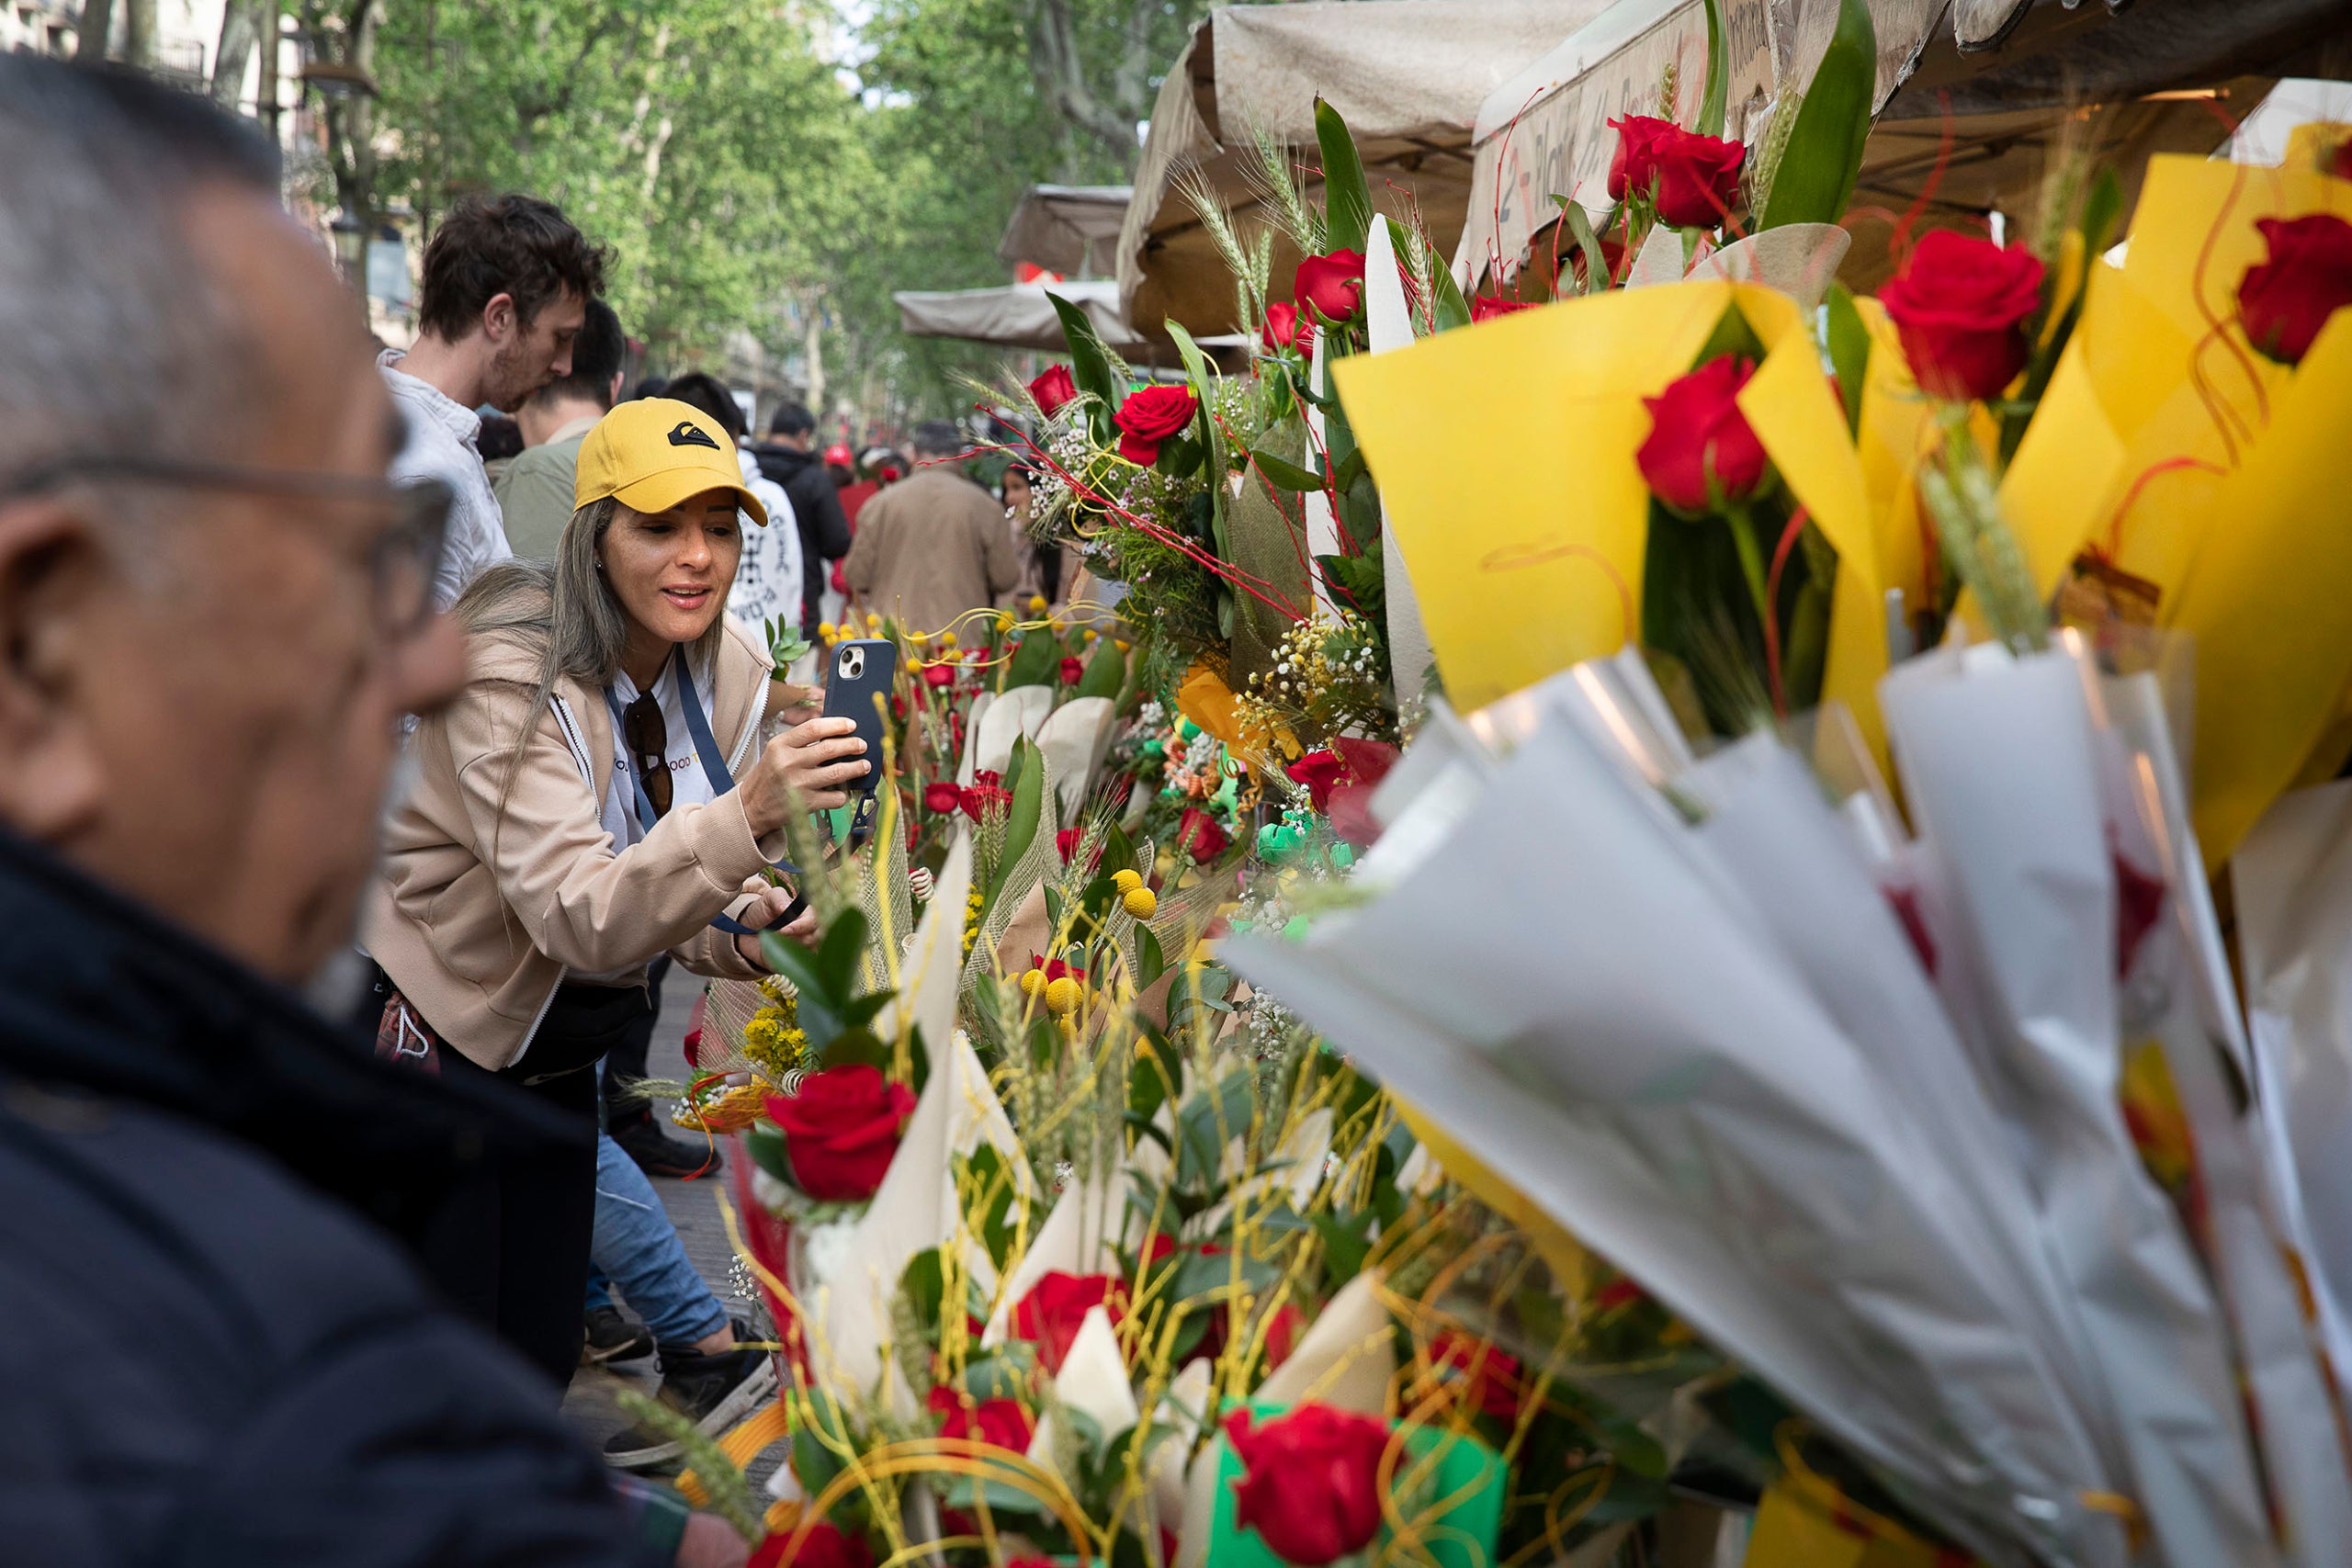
left=941, top=631, right=957, bottom=649
left=1044, top=976, right=1081, bottom=1015
left=1082, top=628, right=1098, bottom=643
left=1113, top=868, right=1143, bottom=894
left=1122, top=886, right=1158, bottom=920
left=1027, top=594, right=1048, bottom=614
left=865, top=613, right=882, bottom=630
left=1114, top=639, right=1131, bottom=652
left=1019, top=968, right=1046, bottom=998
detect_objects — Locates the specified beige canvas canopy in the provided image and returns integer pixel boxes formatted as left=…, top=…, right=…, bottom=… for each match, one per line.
left=1115, top=0, right=1615, bottom=338
left=998, top=185, right=1132, bottom=277
left=1453, top=0, right=2348, bottom=293
left=896, top=279, right=1142, bottom=354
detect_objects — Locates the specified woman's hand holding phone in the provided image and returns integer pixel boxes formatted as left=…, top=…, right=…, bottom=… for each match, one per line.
left=730, top=876, right=818, bottom=968
left=741, top=715, right=868, bottom=834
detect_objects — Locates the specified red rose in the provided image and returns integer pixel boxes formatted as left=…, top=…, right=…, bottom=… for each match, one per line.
left=1176, top=807, right=1230, bottom=862
left=927, top=1384, right=1036, bottom=1452
left=766, top=1064, right=916, bottom=1202
left=1433, top=1330, right=1525, bottom=1420
left=1294, top=249, right=1367, bottom=325
left=1636, top=355, right=1768, bottom=513
left=749, top=1521, right=872, bottom=1568
left=1113, top=383, right=1199, bottom=466
left=922, top=661, right=956, bottom=688
left=1286, top=749, right=1346, bottom=813
left=1607, top=114, right=1743, bottom=230
left=1878, top=230, right=2046, bottom=401
left=1262, top=300, right=1314, bottom=352
left=1011, top=1270, right=1125, bottom=1375
left=960, top=770, right=1012, bottom=821
left=1059, top=654, right=1084, bottom=685
left=1225, top=1404, right=1390, bottom=1565
left=1264, top=1302, right=1305, bottom=1369
left=1470, top=295, right=1533, bottom=322
left=2236, top=213, right=2352, bottom=367
left=1029, top=364, right=1077, bottom=417
left=922, top=780, right=962, bottom=814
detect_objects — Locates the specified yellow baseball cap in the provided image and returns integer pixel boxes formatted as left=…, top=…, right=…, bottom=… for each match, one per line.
left=573, top=398, right=769, bottom=525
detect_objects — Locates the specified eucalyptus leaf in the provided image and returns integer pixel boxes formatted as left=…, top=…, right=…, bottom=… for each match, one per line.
left=1249, top=445, right=1327, bottom=492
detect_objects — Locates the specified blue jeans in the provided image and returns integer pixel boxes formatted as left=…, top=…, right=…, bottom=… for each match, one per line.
left=583, top=1127, right=729, bottom=1349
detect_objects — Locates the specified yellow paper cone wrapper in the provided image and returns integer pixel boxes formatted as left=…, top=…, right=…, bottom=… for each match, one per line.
left=1336, top=280, right=1892, bottom=747
left=1174, top=660, right=1242, bottom=746
left=1744, top=1429, right=1986, bottom=1568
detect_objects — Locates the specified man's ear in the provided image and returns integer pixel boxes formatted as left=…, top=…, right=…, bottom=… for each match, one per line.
left=607, top=369, right=624, bottom=406
left=0, top=501, right=111, bottom=840
left=481, top=289, right=518, bottom=344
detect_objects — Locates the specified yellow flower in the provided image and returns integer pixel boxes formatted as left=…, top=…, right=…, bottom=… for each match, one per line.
left=941, top=631, right=958, bottom=649
left=1112, top=868, right=1143, bottom=894
left=865, top=613, right=883, bottom=630
left=1082, top=628, right=1098, bottom=643
left=1122, top=886, right=1158, bottom=920
left=1028, top=594, right=1048, bottom=614
left=1114, top=639, right=1131, bottom=653
left=1019, top=968, right=1046, bottom=998
left=1044, top=976, right=1081, bottom=1015
left=817, top=622, right=834, bottom=640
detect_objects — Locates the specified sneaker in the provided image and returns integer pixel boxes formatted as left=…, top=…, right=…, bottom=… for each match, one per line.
left=582, top=1304, right=654, bottom=1367
left=612, top=1117, right=724, bottom=1180
left=602, top=1332, right=777, bottom=1471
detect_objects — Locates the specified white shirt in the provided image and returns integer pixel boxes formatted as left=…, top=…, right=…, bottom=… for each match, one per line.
left=727, top=448, right=803, bottom=635
left=380, top=349, right=513, bottom=610
left=599, top=655, right=721, bottom=855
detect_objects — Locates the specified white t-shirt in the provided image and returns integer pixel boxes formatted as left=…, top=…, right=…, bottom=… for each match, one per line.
left=728, top=448, right=804, bottom=632
left=600, top=656, right=722, bottom=853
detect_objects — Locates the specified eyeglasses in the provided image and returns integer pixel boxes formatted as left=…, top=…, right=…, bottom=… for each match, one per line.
left=621, top=693, right=673, bottom=819
left=0, top=453, right=452, bottom=638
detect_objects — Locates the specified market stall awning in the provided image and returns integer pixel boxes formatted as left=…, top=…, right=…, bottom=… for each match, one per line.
left=896, top=279, right=1142, bottom=354
left=997, top=185, right=1132, bottom=277
left=1116, top=0, right=1613, bottom=338
left=1453, top=0, right=2352, bottom=291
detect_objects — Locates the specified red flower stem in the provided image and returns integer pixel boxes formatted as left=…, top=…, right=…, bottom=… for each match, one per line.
left=1764, top=504, right=1811, bottom=718
left=1888, top=92, right=1955, bottom=270
left=2100, top=456, right=2230, bottom=558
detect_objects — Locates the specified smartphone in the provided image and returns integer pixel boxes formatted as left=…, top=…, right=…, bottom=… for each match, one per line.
left=823, top=637, right=895, bottom=798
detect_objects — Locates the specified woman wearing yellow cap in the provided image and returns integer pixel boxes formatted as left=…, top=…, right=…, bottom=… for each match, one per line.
left=359, top=397, right=867, bottom=1386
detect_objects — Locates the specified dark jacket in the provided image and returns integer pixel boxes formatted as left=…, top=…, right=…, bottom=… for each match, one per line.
left=0, top=829, right=656, bottom=1568
left=752, top=440, right=852, bottom=636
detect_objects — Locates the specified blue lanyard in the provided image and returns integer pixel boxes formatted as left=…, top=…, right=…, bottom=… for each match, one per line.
left=604, top=645, right=783, bottom=937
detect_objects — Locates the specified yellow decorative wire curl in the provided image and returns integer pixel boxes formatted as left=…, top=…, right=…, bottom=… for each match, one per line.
left=778, top=1439, right=1098, bottom=1565
left=898, top=600, right=1125, bottom=672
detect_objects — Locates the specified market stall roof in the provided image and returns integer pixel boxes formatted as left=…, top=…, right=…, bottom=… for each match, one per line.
left=1115, top=0, right=1614, bottom=338
left=896, top=278, right=1141, bottom=354
left=997, top=185, right=1132, bottom=276
left=1453, top=0, right=2351, bottom=292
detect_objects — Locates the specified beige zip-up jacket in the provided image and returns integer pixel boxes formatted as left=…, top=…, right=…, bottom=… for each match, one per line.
left=363, top=616, right=786, bottom=1070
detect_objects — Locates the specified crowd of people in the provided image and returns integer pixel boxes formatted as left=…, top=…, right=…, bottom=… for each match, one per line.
left=0, top=51, right=1069, bottom=1568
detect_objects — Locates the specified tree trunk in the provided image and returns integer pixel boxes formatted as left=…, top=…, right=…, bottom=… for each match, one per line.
left=74, top=0, right=113, bottom=61
left=121, top=0, right=153, bottom=68
left=211, top=0, right=260, bottom=108
left=802, top=291, right=827, bottom=417
left=1019, top=0, right=1141, bottom=173
left=320, top=0, right=384, bottom=238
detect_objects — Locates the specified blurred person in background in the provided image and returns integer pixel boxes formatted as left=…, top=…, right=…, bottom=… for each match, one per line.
left=479, top=412, right=525, bottom=483
left=499, top=297, right=627, bottom=559
left=357, top=397, right=866, bottom=1388
left=388, top=191, right=605, bottom=608
left=0, top=56, right=743, bottom=1568
left=751, top=400, right=851, bottom=642
left=842, top=419, right=1019, bottom=636
left=1000, top=462, right=1059, bottom=610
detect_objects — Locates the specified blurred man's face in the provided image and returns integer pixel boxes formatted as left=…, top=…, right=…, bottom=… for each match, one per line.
left=0, top=185, right=465, bottom=983
left=484, top=287, right=585, bottom=412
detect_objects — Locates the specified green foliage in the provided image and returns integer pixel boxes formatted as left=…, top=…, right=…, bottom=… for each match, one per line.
left=1824, top=283, right=1871, bottom=436
left=1696, top=0, right=1728, bottom=140
left=1076, top=636, right=1127, bottom=700
left=1755, top=0, right=1876, bottom=231
left=1048, top=294, right=1124, bottom=444
left=1314, top=99, right=1375, bottom=255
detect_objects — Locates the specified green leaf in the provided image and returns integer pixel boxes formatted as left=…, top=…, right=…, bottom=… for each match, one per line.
left=1697, top=0, right=1729, bottom=139
left=1167, top=320, right=1232, bottom=554
left=1824, top=282, right=1871, bottom=436
left=1135, top=925, right=1168, bottom=990
left=957, top=1145, right=1022, bottom=1270
left=1317, top=551, right=1386, bottom=624
left=899, top=1247, right=945, bottom=1333
left=816, top=1025, right=893, bottom=1074
left=759, top=934, right=842, bottom=1045
left=1077, top=636, right=1126, bottom=700
left=742, top=1122, right=796, bottom=1186
left=1248, top=445, right=1326, bottom=492
left=989, top=738, right=1046, bottom=903
left=1756, top=0, right=1875, bottom=231
left=1046, top=292, right=1123, bottom=445
left=1175, top=1067, right=1256, bottom=1191
left=1314, top=97, right=1375, bottom=255
left=1314, top=1209, right=1377, bottom=1283
left=936, top=1472, right=1048, bottom=1519
left=1001, top=627, right=1061, bottom=692
left=817, top=907, right=869, bottom=999
left=1555, top=197, right=1611, bottom=296
left=2079, top=164, right=2125, bottom=258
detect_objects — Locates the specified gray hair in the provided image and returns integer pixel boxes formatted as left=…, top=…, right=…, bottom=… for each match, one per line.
left=0, top=57, right=279, bottom=493
left=455, top=497, right=729, bottom=817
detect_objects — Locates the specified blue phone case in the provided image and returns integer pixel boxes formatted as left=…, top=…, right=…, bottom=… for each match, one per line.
left=824, top=637, right=896, bottom=797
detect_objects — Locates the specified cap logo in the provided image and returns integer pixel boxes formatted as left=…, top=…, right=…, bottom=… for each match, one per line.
left=667, top=420, right=720, bottom=451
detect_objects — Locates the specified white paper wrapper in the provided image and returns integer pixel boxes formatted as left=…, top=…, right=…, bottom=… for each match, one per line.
left=968, top=683, right=1054, bottom=777
left=1879, top=644, right=2276, bottom=1568
left=1035, top=694, right=1115, bottom=818
left=2237, top=779, right=2352, bottom=1401
left=1229, top=711, right=2123, bottom=1567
